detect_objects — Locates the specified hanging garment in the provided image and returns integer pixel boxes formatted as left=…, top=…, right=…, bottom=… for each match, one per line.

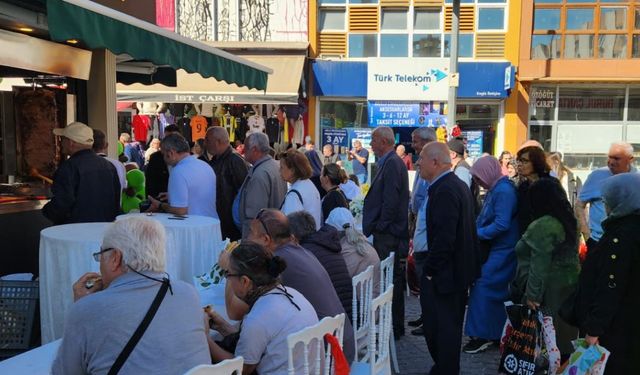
left=236, top=116, right=248, bottom=142
left=292, top=117, right=305, bottom=145
left=247, top=115, right=265, bottom=136
left=190, top=115, right=208, bottom=142
left=265, top=117, right=280, bottom=144
left=132, top=115, right=150, bottom=143
left=177, top=117, right=192, bottom=142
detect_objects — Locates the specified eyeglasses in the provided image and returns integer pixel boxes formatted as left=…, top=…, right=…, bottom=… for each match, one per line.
left=255, top=208, right=272, bottom=238
left=92, top=247, right=115, bottom=262
left=220, top=269, right=243, bottom=279
left=516, top=158, right=531, bottom=164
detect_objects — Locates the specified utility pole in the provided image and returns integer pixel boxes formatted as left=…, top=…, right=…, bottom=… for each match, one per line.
left=446, top=0, right=460, bottom=137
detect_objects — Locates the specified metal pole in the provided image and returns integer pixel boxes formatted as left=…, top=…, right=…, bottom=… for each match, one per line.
left=446, top=0, right=460, bottom=138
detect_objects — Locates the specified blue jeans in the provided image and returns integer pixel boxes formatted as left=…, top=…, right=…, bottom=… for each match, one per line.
left=356, top=173, right=367, bottom=185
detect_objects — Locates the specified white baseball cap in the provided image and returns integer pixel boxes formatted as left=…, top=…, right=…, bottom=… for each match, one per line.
left=53, top=122, right=94, bottom=146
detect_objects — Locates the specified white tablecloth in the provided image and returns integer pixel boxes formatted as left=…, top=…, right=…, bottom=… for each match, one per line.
left=39, top=214, right=224, bottom=344
left=0, top=339, right=61, bottom=374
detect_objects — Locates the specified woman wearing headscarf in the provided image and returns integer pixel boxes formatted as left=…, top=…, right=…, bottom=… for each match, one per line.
left=304, top=149, right=325, bottom=199
left=511, top=178, right=580, bottom=356
left=569, top=173, right=640, bottom=374
left=463, top=156, right=520, bottom=354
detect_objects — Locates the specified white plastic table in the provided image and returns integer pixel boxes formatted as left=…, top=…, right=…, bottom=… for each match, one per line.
left=0, top=339, right=61, bottom=374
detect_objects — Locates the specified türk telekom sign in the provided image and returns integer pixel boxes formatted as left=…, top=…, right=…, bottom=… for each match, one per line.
left=367, top=58, right=450, bottom=101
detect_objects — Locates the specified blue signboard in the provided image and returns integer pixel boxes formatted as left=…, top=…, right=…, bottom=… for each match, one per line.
left=368, top=102, right=448, bottom=127
left=322, top=128, right=349, bottom=147
left=462, top=130, right=484, bottom=159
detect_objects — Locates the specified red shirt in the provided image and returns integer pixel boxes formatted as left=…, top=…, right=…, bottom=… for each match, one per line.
left=132, top=115, right=150, bottom=142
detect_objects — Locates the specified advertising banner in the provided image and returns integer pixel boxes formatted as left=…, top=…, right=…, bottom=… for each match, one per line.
left=368, top=101, right=448, bottom=127
left=462, top=130, right=484, bottom=159
left=322, top=128, right=349, bottom=147
left=367, top=58, right=450, bottom=101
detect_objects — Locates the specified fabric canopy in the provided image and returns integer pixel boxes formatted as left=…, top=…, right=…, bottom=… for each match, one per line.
left=117, top=55, right=305, bottom=104
left=46, top=0, right=271, bottom=90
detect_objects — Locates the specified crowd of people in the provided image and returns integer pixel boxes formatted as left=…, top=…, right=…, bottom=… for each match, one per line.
left=43, top=120, right=638, bottom=374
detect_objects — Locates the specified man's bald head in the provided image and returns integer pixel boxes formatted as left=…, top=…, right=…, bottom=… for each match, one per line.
left=251, top=209, right=291, bottom=244
left=417, top=142, right=452, bottom=182
left=205, top=126, right=231, bottom=157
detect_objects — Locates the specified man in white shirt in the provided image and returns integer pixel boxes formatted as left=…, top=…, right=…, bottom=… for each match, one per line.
left=147, top=133, right=218, bottom=218
left=92, top=129, right=126, bottom=194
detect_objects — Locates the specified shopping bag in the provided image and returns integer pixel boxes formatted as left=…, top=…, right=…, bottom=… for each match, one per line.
left=559, top=339, right=610, bottom=375
left=539, top=314, right=561, bottom=375
left=499, top=304, right=545, bottom=375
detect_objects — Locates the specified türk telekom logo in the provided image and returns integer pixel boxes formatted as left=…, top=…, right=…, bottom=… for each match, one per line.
left=372, top=69, right=448, bottom=92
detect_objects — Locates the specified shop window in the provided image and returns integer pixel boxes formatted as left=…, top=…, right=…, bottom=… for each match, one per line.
left=349, top=0, right=377, bottom=3
left=534, top=0, right=561, bottom=3
left=532, top=35, right=561, bottom=59
left=319, top=100, right=369, bottom=129
left=319, top=9, right=346, bottom=31
left=566, top=9, right=594, bottom=30
left=320, top=0, right=346, bottom=3
left=478, top=0, right=506, bottom=3
left=600, top=7, right=626, bottom=30
left=599, top=35, right=626, bottom=58
left=414, top=8, right=440, bottom=30
left=413, top=34, right=442, bottom=57
left=380, top=34, right=409, bottom=56
left=636, top=9, right=640, bottom=29
left=444, top=33, right=473, bottom=57
left=348, top=34, right=378, bottom=57
left=529, top=87, right=557, bottom=121
left=381, top=10, right=407, bottom=30
left=627, top=88, right=640, bottom=121
left=557, top=87, right=624, bottom=121
left=534, top=9, right=560, bottom=30
left=564, top=34, right=594, bottom=58
left=477, top=8, right=505, bottom=30
left=633, top=34, right=640, bottom=57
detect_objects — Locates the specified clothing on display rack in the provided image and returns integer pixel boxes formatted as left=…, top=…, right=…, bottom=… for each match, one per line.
left=177, top=117, right=192, bottom=142
left=132, top=114, right=151, bottom=143
left=149, top=116, right=160, bottom=141
left=190, top=114, right=208, bottom=142
left=247, top=115, right=265, bottom=136
left=265, top=116, right=280, bottom=144
left=199, top=103, right=215, bottom=117
left=291, top=117, right=304, bottom=146
left=236, top=116, right=248, bottom=142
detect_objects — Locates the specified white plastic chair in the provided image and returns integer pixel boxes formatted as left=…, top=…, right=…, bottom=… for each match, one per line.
left=287, top=313, right=346, bottom=375
left=183, top=356, right=244, bottom=375
left=378, top=252, right=400, bottom=373
left=352, top=265, right=375, bottom=361
left=350, top=285, right=394, bottom=375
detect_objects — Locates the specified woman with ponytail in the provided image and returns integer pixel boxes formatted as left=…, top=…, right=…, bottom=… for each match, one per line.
left=204, top=242, right=318, bottom=374
left=320, top=163, right=349, bottom=221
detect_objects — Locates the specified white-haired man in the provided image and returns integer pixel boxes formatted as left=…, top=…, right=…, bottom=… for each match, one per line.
left=235, top=132, right=287, bottom=238
left=52, top=217, right=210, bottom=374
left=576, top=142, right=637, bottom=253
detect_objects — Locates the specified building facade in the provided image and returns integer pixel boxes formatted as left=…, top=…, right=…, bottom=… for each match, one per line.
left=308, top=0, right=525, bottom=159
left=518, top=0, right=640, bottom=175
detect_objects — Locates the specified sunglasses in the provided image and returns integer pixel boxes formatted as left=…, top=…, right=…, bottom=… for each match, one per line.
left=255, top=208, right=272, bottom=238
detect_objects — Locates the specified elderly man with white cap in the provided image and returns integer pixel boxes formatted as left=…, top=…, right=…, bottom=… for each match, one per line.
left=42, top=122, right=121, bottom=224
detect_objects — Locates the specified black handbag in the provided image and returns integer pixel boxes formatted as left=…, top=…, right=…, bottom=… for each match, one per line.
left=558, top=288, right=579, bottom=327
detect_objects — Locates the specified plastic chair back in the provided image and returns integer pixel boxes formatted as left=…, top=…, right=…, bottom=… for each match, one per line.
left=286, top=313, right=346, bottom=375
left=183, top=356, right=244, bottom=375
left=352, top=265, right=374, bottom=361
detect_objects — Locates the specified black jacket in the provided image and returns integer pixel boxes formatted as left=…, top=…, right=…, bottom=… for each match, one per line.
left=423, top=172, right=479, bottom=294
left=204, top=146, right=249, bottom=241
left=145, top=151, right=168, bottom=199
left=321, top=187, right=348, bottom=222
left=574, top=214, right=640, bottom=374
left=42, top=149, right=120, bottom=225
left=300, top=225, right=354, bottom=320
left=362, top=152, right=409, bottom=238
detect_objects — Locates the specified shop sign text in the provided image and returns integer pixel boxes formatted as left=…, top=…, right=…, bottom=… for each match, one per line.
left=368, top=58, right=449, bottom=101
left=532, top=89, right=555, bottom=108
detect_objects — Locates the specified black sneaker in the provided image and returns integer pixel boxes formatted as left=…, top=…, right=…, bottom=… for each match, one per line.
left=463, top=338, right=493, bottom=354
left=408, top=317, right=423, bottom=327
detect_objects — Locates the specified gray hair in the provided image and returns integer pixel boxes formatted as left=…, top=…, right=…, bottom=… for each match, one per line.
left=245, top=132, right=270, bottom=154
left=287, top=211, right=317, bottom=241
left=119, top=133, right=131, bottom=143
left=610, top=142, right=634, bottom=157
left=161, top=133, right=190, bottom=153
left=372, top=126, right=395, bottom=145
left=412, top=127, right=437, bottom=143
left=425, top=142, right=452, bottom=164
left=207, top=126, right=229, bottom=144
left=102, top=217, right=166, bottom=272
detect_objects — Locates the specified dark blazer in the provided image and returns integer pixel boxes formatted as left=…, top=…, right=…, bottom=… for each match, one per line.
left=423, top=172, right=479, bottom=294
left=362, top=152, right=409, bottom=238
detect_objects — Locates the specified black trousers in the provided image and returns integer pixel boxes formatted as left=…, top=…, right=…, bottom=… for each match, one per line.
left=372, top=232, right=406, bottom=336
left=420, top=276, right=467, bottom=375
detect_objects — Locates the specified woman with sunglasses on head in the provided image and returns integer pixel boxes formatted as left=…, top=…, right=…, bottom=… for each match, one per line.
left=511, top=178, right=580, bottom=358
left=515, top=145, right=555, bottom=235
left=204, top=242, right=318, bottom=375
left=319, top=163, right=349, bottom=222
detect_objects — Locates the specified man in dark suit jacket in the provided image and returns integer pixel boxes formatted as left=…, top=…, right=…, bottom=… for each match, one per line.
left=415, top=142, right=479, bottom=375
left=362, top=126, right=410, bottom=338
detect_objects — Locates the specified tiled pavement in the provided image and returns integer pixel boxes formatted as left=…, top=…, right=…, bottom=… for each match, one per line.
left=394, top=293, right=501, bottom=374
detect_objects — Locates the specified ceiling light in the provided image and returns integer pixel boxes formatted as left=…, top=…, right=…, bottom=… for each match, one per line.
left=66, top=39, right=79, bottom=44
left=18, top=27, right=33, bottom=32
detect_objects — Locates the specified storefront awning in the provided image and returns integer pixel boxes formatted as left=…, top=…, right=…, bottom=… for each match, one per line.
left=116, top=55, right=305, bottom=104
left=46, top=0, right=272, bottom=90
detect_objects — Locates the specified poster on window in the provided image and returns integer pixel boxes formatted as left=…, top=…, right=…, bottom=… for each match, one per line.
left=367, top=58, right=450, bottom=101
left=322, top=128, right=349, bottom=147
left=368, top=101, right=448, bottom=127
left=462, top=130, right=484, bottom=159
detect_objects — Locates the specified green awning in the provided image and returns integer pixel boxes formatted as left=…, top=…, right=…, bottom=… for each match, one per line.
left=46, top=0, right=271, bottom=90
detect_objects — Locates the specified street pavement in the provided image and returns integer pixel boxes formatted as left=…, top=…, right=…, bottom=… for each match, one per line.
left=394, top=293, right=502, bottom=374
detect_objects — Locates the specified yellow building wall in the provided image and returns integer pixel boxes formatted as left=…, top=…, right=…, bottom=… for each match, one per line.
left=503, top=0, right=527, bottom=153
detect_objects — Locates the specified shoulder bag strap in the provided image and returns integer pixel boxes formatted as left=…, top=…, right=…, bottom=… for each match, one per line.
left=107, top=279, right=170, bottom=375
left=280, top=189, right=304, bottom=209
